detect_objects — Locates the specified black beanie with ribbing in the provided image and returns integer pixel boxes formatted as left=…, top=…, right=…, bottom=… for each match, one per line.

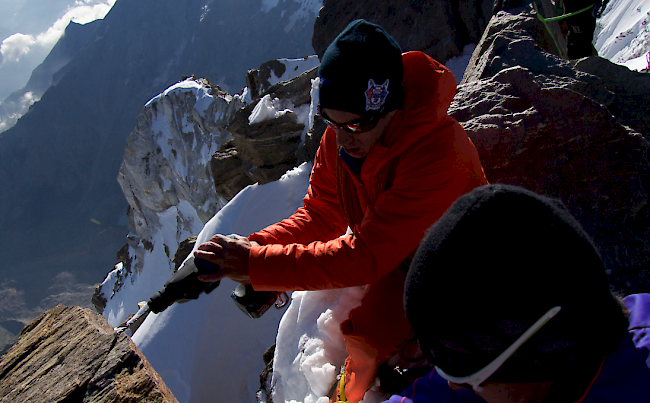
left=404, top=184, right=628, bottom=382
left=318, top=19, right=404, bottom=116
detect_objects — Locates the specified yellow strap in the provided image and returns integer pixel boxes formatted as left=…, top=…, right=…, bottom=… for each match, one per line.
left=338, top=372, right=350, bottom=403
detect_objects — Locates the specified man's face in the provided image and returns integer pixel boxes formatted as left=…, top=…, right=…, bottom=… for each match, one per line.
left=321, top=108, right=395, bottom=158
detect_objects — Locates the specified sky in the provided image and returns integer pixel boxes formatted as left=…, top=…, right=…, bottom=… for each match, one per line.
left=0, top=0, right=115, bottom=101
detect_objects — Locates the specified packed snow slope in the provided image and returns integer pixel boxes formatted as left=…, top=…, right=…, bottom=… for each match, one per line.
left=101, top=2, right=649, bottom=403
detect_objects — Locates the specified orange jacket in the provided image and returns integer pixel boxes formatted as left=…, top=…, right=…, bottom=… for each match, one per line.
left=248, top=51, right=487, bottom=291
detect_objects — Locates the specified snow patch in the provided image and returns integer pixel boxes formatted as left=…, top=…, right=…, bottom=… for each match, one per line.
left=272, top=288, right=365, bottom=403
left=249, top=94, right=295, bottom=124
left=595, top=0, right=650, bottom=68
left=284, top=0, right=323, bottom=32
left=146, top=79, right=214, bottom=117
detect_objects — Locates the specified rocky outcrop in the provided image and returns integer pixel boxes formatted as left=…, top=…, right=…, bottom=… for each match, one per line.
left=116, top=77, right=242, bottom=279
left=245, top=56, right=320, bottom=100
left=119, top=77, right=241, bottom=241
left=313, top=0, right=493, bottom=62
left=94, top=78, right=242, bottom=314
left=450, top=8, right=650, bottom=293
left=0, top=305, right=177, bottom=403
left=213, top=66, right=325, bottom=192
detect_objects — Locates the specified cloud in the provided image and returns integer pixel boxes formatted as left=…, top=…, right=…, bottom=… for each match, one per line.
left=0, top=91, right=39, bottom=133
left=1, top=33, right=37, bottom=63
left=1, top=0, right=116, bottom=64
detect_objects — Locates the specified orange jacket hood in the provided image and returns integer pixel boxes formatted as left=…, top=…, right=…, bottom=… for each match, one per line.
left=363, top=51, right=458, bottom=176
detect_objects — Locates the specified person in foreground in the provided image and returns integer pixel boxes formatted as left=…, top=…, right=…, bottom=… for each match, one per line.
left=194, top=19, right=488, bottom=403
left=388, top=184, right=650, bottom=403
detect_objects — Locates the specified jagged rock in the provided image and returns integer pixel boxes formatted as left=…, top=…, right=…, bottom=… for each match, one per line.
left=119, top=78, right=240, bottom=242
left=215, top=67, right=322, bottom=191
left=111, top=78, right=242, bottom=286
left=313, top=0, right=493, bottom=62
left=210, top=146, right=257, bottom=201
left=449, top=9, right=650, bottom=293
left=296, top=115, right=328, bottom=165
left=246, top=60, right=288, bottom=99
left=246, top=56, right=321, bottom=101
left=0, top=305, right=177, bottom=403
left=257, top=344, right=276, bottom=403
left=172, top=236, right=196, bottom=271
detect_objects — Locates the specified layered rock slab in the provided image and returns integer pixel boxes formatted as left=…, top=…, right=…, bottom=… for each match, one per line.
left=0, top=305, right=177, bottom=403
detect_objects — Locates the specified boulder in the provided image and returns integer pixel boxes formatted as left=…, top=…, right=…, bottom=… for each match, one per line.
left=312, top=0, right=493, bottom=62
left=0, top=305, right=177, bottom=403
left=450, top=9, right=650, bottom=293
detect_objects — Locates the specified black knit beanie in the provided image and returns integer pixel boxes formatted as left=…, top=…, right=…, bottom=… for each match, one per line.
left=405, top=184, right=628, bottom=382
left=318, top=19, right=404, bottom=116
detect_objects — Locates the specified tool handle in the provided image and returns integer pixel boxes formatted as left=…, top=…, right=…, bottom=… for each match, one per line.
left=148, top=256, right=220, bottom=313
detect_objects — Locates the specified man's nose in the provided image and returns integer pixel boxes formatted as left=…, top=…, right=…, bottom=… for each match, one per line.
left=335, top=128, right=353, bottom=146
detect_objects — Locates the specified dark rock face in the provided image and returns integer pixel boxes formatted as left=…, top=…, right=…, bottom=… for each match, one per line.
left=246, top=59, right=288, bottom=99
left=312, top=0, right=493, bottom=62
left=450, top=9, right=650, bottom=293
left=0, top=305, right=177, bottom=402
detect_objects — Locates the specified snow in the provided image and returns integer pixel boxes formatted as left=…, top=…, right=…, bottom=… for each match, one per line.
left=259, top=0, right=322, bottom=32
left=307, top=77, right=320, bottom=141
left=595, top=0, right=650, bottom=70
left=102, top=200, right=204, bottom=328
left=145, top=79, right=215, bottom=117
left=249, top=94, right=295, bottom=124
left=102, top=2, right=649, bottom=402
left=271, top=287, right=365, bottom=403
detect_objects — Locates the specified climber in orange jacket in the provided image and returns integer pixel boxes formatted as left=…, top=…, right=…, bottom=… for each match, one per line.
left=195, top=20, right=488, bottom=403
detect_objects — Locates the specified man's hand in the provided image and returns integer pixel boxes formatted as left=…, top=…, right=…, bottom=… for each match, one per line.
left=194, top=234, right=257, bottom=285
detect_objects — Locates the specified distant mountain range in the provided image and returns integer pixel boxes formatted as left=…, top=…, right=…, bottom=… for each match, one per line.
left=0, top=0, right=320, bottom=353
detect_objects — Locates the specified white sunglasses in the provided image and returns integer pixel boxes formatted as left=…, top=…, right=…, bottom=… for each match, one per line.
left=435, top=306, right=562, bottom=392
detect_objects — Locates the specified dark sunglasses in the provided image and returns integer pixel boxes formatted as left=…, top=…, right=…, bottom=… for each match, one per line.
left=318, top=105, right=381, bottom=134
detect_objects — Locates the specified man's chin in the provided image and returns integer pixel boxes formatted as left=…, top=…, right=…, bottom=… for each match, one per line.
left=344, top=148, right=367, bottom=158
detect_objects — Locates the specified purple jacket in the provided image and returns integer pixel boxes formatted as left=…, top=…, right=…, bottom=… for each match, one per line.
left=386, top=294, right=650, bottom=403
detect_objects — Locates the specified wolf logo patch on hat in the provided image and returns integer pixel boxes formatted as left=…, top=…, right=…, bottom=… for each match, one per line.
left=365, top=79, right=389, bottom=111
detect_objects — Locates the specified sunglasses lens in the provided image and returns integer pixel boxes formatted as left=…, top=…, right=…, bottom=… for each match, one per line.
left=318, top=107, right=380, bottom=134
